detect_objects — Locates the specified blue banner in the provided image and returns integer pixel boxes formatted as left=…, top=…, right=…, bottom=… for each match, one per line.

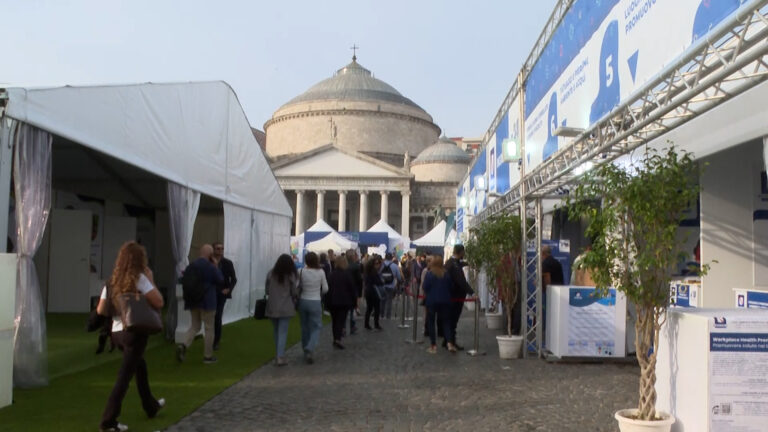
left=710, top=333, right=768, bottom=352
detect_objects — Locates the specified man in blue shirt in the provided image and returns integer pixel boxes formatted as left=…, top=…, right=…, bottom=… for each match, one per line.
left=177, top=244, right=224, bottom=364
left=379, top=252, right=403, bottom=319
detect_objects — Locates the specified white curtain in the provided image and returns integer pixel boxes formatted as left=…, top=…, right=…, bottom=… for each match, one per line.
left=222, top=203, right=253, bottom=322
left=166, top=182, right=200, bottom=339
left=252, top=212, right=291, bottom=309
left=13, top=123, right=52, bottom=388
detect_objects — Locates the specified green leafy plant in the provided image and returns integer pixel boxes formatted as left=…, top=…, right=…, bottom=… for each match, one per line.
left=464, top=213, right=523, bottom=336
left=564, top=146, right=705, bottom=421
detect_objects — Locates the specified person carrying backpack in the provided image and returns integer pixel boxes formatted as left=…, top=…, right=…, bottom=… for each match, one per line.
left=379, top=252, right=402, bottom=320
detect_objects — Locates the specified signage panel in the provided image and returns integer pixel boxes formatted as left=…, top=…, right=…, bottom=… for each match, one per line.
left=524, top=0, right=748, bottom=172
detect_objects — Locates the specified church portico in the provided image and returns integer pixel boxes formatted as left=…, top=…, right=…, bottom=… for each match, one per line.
left=267, top=57, right=469, bottom=245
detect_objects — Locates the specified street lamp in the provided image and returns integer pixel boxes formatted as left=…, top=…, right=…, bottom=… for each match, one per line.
left=553, top=126, right=585, bottom=137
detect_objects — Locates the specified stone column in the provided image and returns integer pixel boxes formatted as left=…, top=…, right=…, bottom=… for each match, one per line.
left=359, top=190, right=368, bottom=231
left=380, top=191, right=389, bottom=224
left=295, top=190, right=305, bottom=235
left=401, top=190, right=410, bottom=238
left=338, top=190, right=347, bottom=232
left=316, top=190, right=325, bottom=222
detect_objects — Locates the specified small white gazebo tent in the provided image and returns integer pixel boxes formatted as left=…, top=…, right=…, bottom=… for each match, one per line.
left=306, top=219, right=337, bottom=233
left=305, top=231, right=357, bottom=253
left=412, top=220, right=448, bottom=247
left=367, top=219, right=410, bottom=257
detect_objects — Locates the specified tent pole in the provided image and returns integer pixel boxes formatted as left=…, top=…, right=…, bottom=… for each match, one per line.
left=0, top=118, right=14, bottom=249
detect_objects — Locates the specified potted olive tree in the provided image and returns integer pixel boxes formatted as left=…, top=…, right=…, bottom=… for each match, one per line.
left=564, top=146, right=703, bottom=431
left=465, top=213, right=523, bottom=358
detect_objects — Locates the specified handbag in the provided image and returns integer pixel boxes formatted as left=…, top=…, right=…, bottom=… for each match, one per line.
left=254, top=297, right=267, bottom=320
left=294, top=269, right=303, bottom=310
left=115, top=292, right=163, bottom=335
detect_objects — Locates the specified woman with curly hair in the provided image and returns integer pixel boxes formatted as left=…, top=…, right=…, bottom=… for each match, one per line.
left=96, top=241, right=165, bottom=432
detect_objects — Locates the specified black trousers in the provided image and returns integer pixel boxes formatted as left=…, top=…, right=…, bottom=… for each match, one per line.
left=427, top=304, right=454, bottom=346
left=328, top=306, right=350, bottom=341
left=214, top=295, right=227, bottom=346
left=365, top=294, right=381, bottom=328
left=449, top=301, right=464, bottom=344
left=100, top=331, right=160, bottom=429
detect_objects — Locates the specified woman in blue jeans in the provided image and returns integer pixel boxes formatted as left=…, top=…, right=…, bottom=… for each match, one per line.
left=265, top=254, right=299, bottom=366
left=297, top=252, right=328, bottom=364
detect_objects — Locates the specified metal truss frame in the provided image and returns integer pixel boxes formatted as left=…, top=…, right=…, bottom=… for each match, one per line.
left=520, top=197, right=543, bottom=357
left=472, top=2, right=768, bottom=226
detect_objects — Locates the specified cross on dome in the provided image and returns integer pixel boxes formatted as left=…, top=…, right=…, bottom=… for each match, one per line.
left=350, top=44, right=359, bottom=61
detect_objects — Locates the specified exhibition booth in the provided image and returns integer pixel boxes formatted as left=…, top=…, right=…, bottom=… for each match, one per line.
left=0, top=82, right=292, bottom=401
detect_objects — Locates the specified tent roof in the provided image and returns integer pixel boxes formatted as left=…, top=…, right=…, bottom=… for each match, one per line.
left=306, top=219, right=336, bottom=233
left=4, top=81, right=291, bottom=217
left=413, top=220, right=447, bottom=246
left=366, top=219, right=402, bottom=239
left=305, top=231, right=357, bottom=253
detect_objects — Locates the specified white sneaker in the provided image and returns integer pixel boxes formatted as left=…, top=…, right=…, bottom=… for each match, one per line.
left=157, top=398, right=166, bottom=408
left=99, top=423, right=129, bottom=432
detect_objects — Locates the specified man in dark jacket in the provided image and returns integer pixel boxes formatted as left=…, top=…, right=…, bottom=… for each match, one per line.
left=212, top=242, right=237, bottom=351
left=177, top=244, right=224, bottom=364
left=445, top=244, right=474, bottom=350
left=345, top=249, right=363, bottom=335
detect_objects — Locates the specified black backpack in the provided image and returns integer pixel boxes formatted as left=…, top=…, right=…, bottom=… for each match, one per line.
left=181, top=262, right=206, bottom=305
left=380, top=262, right=395, bottom=284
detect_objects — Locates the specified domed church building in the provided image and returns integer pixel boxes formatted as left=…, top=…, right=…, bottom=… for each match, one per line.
left=265, top=55, right=469, bottom=238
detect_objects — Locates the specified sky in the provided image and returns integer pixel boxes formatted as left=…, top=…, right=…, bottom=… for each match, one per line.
left=2, top=0, right=557, bottom=138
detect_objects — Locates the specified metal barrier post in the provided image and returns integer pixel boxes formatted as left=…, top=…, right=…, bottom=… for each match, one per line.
left=398, top=286, right=410, bottom=329
left=405, top=281, right=423, bottom=344
left=467, top=296, right=485, bottom=356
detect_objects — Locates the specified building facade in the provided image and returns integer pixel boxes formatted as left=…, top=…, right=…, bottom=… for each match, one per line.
left=264, top=57, right=470, bottom=239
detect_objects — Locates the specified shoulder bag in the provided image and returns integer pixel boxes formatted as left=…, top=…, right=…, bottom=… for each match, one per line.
left=115, top=291, right=163, bottom=335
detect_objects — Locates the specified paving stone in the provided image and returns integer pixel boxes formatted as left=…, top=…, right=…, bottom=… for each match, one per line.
left=166, top=310, right=637, bottom=431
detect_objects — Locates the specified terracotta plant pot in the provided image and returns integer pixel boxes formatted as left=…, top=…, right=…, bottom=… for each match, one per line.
left=614, top=409, right=675, bottom=432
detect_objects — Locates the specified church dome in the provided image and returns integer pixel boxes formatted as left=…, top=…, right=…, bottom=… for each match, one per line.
left=412, top=136, right=471, bottom=165
left=265, top=57, right=440, bottom=160
left=282, top=60, right=423, bottom=110
left=410, top=136, right=470, bottom=183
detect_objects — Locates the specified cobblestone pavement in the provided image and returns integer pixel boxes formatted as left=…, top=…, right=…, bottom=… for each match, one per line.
left=167, top=305, right=638, bottom=432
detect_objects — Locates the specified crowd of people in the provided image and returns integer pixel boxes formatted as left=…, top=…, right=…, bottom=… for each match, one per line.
left=94, top=239, right=474, bottom=431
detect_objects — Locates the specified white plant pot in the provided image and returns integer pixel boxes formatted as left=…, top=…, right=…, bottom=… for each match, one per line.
left=614, top=409, right=675, bottom=432
left=496, top=335, right=523, bottom=359
left=485, top=313, right=504, bottom=330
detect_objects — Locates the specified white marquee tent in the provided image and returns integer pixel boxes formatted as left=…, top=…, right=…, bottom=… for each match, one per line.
left=412, top=220, right=448, bottom=247
left=305, top=231, right=358, bottom=253
left=367, top=219, right=410, bottom=256
left=0, top=81, right=292, bottom=388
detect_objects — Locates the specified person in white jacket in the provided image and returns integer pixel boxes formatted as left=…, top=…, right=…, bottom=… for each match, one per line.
left=297, top=252, right=328, bottom=364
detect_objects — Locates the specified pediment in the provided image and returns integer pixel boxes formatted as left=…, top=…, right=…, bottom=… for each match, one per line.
left=272, top=145, right=409, bottom=178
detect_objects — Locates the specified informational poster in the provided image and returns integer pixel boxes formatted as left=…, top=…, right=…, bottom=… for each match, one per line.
left=456, top=177, right=469, bottom=235
left=289, top=235, right=304, bottom=268
left=468, top=148, right=487, bottom=215
left=566, top=287, right=618, bottom=356
left=734, top=289, right=768, bottom=309
left=488, top=97, right=522, bottom=196
left=709, top=315, right=768, bottom=431
left=670, top=281, right=701, bottom=308
left=523, top=0, right=749, bottom=172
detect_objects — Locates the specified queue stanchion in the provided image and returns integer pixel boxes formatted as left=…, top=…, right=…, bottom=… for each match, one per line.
left=397, top=287, right=410, bottom=329
left=405, top=283, right=423, bottom=344
left=467, top=296, right=485, bottom=356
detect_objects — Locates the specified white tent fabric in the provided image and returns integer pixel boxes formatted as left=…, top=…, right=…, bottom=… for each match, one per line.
left=367, top=219, right=401, bottom=238
left=305, top=231, right=357, bottom=253
left=305, top=219, right=336, bottom=233
left=5, top=82, right=291, bottom=218
left=412, top=220, right=447, bottom=247
left=166, top=182, right=200, bottom=340
left=3, top=82, right=292, bottom=338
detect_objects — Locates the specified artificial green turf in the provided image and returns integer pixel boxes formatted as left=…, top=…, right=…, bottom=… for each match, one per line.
left=0, top=315, right=303, bottom=432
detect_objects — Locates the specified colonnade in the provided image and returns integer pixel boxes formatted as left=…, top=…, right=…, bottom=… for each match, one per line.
left=292, top=189, right=410, bottom=237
